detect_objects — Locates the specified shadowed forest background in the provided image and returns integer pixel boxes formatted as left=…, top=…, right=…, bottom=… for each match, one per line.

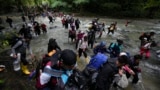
left=0, top=0, right=160, bottom=18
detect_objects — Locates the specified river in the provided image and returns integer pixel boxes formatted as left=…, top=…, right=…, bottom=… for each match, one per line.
left=0, top=15, right=160, bottom=90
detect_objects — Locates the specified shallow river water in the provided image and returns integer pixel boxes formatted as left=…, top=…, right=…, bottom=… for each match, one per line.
left=0, top=15, right=160, bottom=90
left=31, top=16, right=160, bottom=90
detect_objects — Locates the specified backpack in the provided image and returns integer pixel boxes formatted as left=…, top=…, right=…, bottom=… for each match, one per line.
left=108, top=42, right=114, bottom=50
left=34, top=50, right=61, bottom=79
left=35, top=52, right=86, bottom=90
left=106, top=59, right=128, bottom=89
left=8, top=35, right=22, bottom=47
left=108, top=42, right=121, bottom=57
left=87, top=53, right=108, bottom=70
left=69, top=30, right=76, bottom=37
left=64, top=69, right=87, bottom=90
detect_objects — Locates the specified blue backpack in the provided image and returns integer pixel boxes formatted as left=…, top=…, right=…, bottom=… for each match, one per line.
left=87, top=53, right=108, bottom=70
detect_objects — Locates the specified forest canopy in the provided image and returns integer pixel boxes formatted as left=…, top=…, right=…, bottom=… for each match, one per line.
left=0, top=0, right=160, bottom=18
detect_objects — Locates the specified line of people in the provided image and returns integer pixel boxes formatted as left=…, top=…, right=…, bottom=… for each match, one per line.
left=5, top=12, right=159, bottom=90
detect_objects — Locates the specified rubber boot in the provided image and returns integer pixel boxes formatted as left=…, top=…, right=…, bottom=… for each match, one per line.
left=21, top=65, right=30, bottom=75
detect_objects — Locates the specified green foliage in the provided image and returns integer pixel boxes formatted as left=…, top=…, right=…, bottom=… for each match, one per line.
left=102, top=3, right=120, bottom=10
left=0, top=31, right=17, bottom=49
left=73, top=0, right=89, bottom=4
left=1, top=0, right=160, bottom=18
left=50, top=0, right=67, bottom=8
left=144, top=0, right=160, bottom=9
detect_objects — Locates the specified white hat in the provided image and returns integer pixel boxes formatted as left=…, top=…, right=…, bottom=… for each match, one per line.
left=119, top=52, right=127, bottom=56
left=144, top=38, right=147, bottom=40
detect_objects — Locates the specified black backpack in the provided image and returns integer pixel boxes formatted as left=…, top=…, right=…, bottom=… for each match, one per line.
left=64, top=69, right=87, bottom=90
left=35, top=50, right=61, bottom=79
left=8, top=35, right=22, bottom=47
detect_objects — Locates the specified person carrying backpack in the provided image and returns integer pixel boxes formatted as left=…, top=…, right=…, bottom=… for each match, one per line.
left=68, top=29, right=76, bottom=42
left=6, top=16, right=13, bottom=28
left=108, top=39, right=123, bottom=58
left=107, top=22, right=117, bottom=35
left=36, top=49, right=77, bottom=90
left=21, top=15, right=26, bottom=22
left=126, top=54, right=142, bottom=84
left=139, top=32, right=155, bottom=46
left=93, top=41, right=108, bottom=55
left=83, top=53, right=108, bottom=79
left=41, top=23, right=47, bottom=34
left=94, top=55, right=129, bottom=90
left=11, top=34, right=33, bottom=75
left=75, top=30, right=85, bottom=48
left=48, top=15, right=53, bottom=24
left=75, top=18, right=81, bottom=30
left=88, top=29, right=96, bottom=49
left=47, top=38, right=61, bottom=53
left=140, top=39, right=153, bottom=59
left=18, top=24, right=31, bottom=38
left=77, top=36, right=88, bottom=63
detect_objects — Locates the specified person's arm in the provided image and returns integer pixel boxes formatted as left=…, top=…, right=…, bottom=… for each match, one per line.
left=56, top=45, right=61, bottom=51
left=11, top=40, right=22, bottom=57
left=26, top=42, right=34, bottom=58
left=77, top=40, right=82, bottom=50
left=27, top=43, right=33, bottom=55
left=36, top=66, right=52, bottom=89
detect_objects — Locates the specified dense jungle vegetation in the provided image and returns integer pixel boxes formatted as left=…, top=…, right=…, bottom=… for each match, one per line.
left=0, top=0, right=160, bottom=18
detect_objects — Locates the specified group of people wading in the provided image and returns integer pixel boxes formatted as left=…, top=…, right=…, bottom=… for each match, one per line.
left=0, top=11, right=159, bottom=90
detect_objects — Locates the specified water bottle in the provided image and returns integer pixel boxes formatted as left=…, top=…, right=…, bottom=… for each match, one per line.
left=138, top=73, right=142, bottom=83
left=13, top=53, right=21, bottom=71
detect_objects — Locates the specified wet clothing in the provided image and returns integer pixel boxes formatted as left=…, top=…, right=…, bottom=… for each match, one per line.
left=108, top=43, right=123, bottom=58
left=36, top=61, right=73, bottom=90
left=22, top=16, right=26, bottom=22
left=34, top=24, right=41, bottom=36
left=61, top=18, right=65, bottom=27
left=77, top=39, right=88, bottom=58
left=64, top=19, right=69, bottom=29
left=93, top=44, right=108, bottom=54
left=41, top=24, right=47, bottom=34
left=140, top=42, right=151, bottom=58
left=75, top=32, right=85, bottom=49
left=11, top=39, right=32, bottom=65
left=18, top=27, right=31, bottom=37
left=69, top=29, right=76, bottom=42
left=139, top=32, right=154, bottom=46
left=107, top=23, right=116, bottom=35
left=48, top=39, right=61, bottom=53
left=6, top=17, right=13, bottom=28
left=48, top=16, right=53, bottom=24
left=95, top=58, right=118, bottom=90
left=75, top=19, right=80, bottom=30
left=87, top=53, right=108, bottom=70
left=126, top=57, right=141, bottom=84
left=88, top=30, right=95, bottom=49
